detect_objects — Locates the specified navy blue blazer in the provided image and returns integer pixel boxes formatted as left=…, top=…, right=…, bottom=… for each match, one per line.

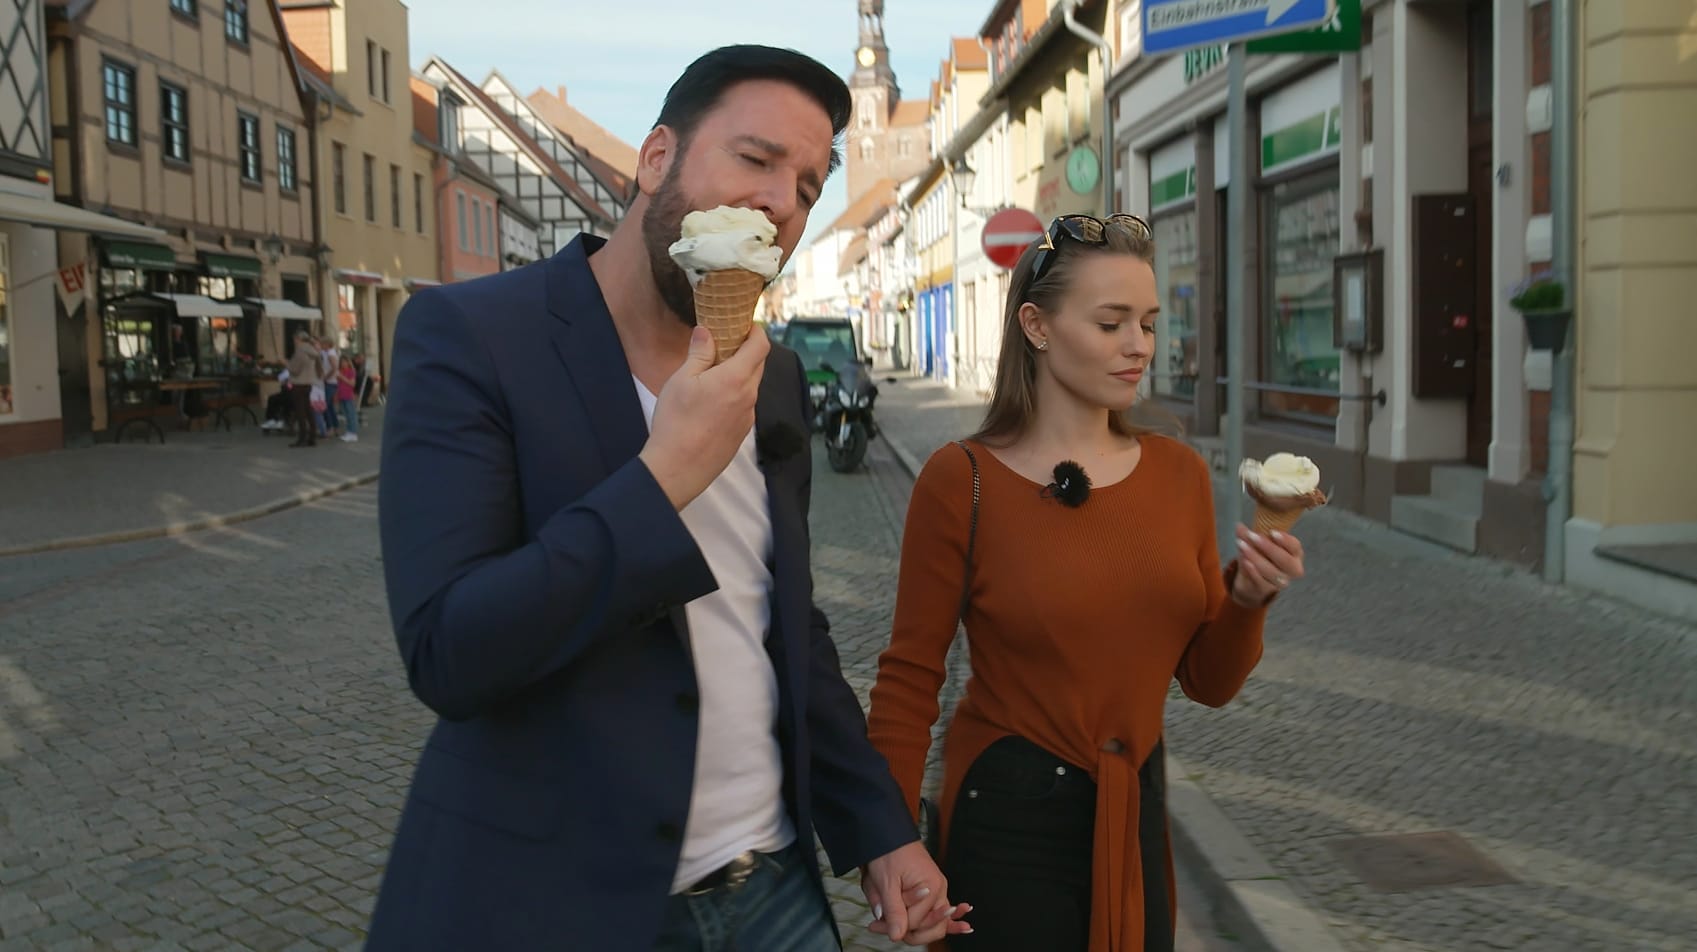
left=367, top=236, right=915, bottom=949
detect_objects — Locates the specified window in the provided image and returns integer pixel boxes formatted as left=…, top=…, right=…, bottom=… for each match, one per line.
left=439, top=96, right=460, bottom=147
left=0, top=233, right=11, bottom=415
left=224, top=0, right=247, bottom=43
left=414, top=173, right=425, bottom=233
left=170, top=0, right=196, bottom=18
left=473, top=198, right=483, bottom=254
left=486, top=205, right=496, bottom=258
left=237, top=112, right=260, bottom=183
left=362, top=153, right=375, bottom=222
left=277, top=126, right=297, bottom=191
left=457, top=192, right=468, bottom=250
left=102, top=60, right=136, bottom=145
left=1262, top=176, right=1342, bottom=420
left=898, top=136, right=911, bottom=158
left=1151, top=211, right=1199, bottom=400
left=332, top=142, right=347, bottom=214
left=859, top=138, right=874, bottom=161
left=382, top=49, right=392, bottom=103
left=161, top=83, right=189, bottom=162
left=366, top=41, right=378, bottom=97
left=390, top=164, right=402, bottom=227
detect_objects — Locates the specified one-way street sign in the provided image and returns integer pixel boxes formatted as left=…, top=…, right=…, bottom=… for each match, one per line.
left=1143, top=0, right=1337, bottom=55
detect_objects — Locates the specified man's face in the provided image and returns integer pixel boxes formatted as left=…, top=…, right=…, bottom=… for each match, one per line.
left=639, top=79, right=834, bottom=326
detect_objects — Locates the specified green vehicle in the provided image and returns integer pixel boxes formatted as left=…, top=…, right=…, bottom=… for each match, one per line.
left=779, top=317, right=879, bottom=472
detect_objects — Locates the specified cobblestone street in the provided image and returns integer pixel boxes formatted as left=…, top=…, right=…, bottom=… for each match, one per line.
left=873, top=375, right=1697, bottom=952
left=0, top=426, right=1232, bottom=949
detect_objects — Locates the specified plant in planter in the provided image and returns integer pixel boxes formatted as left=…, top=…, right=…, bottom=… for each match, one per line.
left=1508, top=272, right=1571, bottom=352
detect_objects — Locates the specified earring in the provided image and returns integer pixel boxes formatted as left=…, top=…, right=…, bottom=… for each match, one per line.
left=1036, top=339, right=1049, bottom=352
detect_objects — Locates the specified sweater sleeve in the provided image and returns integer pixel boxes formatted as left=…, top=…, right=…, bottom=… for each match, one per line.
left=1175, top=447, right=1267, bottom=708
left=867, top=444, right=975, bottom=817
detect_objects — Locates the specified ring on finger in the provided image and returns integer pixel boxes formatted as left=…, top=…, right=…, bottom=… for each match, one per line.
left=1272, top=574, right=1289, bottom=588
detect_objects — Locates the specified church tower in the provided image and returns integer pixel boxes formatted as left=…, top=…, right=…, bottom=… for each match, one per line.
left=846, top=0, right=899, bottom=201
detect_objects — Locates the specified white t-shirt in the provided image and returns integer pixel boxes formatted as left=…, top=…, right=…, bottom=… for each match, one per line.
left=632, top=378, right=795, bottom=893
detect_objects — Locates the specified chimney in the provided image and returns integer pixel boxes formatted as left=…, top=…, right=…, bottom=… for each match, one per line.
left=556, top=85, right=568, bottom=103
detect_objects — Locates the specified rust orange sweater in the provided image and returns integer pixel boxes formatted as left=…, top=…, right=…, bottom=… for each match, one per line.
left=867, top=435, right=1267, bottom=952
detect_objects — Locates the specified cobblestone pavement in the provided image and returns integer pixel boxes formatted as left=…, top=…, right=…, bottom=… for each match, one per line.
left=875, top=374, right=1697, bottom=952
left=0, top=426, right=1234, bottom=949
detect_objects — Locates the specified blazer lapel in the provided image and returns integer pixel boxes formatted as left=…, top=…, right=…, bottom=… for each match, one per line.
left=544, top=236, right=693, bottom=646
left=757, top=355, right=812, bottom=736
left=546, top=236, right=649, bottom=476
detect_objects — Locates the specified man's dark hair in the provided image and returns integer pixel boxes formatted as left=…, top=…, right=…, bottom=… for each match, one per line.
left=654, top=45, right=853, bottom=176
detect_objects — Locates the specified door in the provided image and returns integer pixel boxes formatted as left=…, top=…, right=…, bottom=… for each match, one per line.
left=55, top=278, right=95, bottom=448
left=1465, top=0, right=1495, bottom=466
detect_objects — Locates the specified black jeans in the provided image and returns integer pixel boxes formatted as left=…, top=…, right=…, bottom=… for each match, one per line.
left=289, top=386, right=316, bottom=445
left=942, top=735, right=1172, bottom=952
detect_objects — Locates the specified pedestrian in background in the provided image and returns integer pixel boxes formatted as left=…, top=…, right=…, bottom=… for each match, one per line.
left=284, top=331, right=320, bottom=448
left=868, top=214, right=1308, bottom=951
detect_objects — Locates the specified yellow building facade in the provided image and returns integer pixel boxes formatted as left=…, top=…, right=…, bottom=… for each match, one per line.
left=1564, top=0, right=1697, bottom=617
left=281, top=0, right=436, bottom=385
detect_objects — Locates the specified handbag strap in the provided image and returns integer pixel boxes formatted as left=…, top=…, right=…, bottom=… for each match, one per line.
left=954, top=440, right=981, bottom=624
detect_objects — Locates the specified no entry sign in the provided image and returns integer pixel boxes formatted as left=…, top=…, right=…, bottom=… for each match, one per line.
left=981, top=208, right=1045, bottom=271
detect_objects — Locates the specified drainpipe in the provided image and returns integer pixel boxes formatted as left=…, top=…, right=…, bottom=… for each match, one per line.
left=1063, top=0, right=1114, bottom=214
left=1544, top=0, right=1576, bottom=583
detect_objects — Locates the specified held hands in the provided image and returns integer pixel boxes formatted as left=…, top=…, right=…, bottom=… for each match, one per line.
left=862, top=841, right=973, bottom=945
left=639, top=325, right=770, bottom=511
left=1230, top=525, right=1307, bottom=607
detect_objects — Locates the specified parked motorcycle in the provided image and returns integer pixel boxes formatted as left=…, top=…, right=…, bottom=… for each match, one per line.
left=813, top=358, right=879, bottom=473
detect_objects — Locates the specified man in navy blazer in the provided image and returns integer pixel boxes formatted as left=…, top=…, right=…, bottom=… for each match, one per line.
left=368, top=46, right=969, bottom=950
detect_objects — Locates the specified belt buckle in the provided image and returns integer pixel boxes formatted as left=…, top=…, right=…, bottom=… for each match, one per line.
left=684, top=850, right=759, bottom=896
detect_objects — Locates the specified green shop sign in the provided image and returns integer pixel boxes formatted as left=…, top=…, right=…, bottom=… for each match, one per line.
left=1247, top=0, right=1361, bottom=54
left=1262, top=105, right=1343, bottom=173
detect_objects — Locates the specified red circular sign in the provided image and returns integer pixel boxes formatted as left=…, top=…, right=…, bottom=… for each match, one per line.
left=981, top=208, right=1046, bottom=270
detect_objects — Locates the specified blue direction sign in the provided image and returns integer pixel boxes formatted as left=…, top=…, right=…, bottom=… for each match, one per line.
left=1144, top=0, right=1337, bottom=55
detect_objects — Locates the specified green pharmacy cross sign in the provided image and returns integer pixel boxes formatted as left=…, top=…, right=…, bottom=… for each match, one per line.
left=1246, top=0, right=1360, bottom=53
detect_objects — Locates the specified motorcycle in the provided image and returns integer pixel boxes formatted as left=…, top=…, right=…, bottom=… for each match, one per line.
left=811, top=358, right=880, bottom=473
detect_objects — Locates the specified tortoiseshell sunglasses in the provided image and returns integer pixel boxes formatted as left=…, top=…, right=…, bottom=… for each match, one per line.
left=1028, top=213, right=1153, bottom=286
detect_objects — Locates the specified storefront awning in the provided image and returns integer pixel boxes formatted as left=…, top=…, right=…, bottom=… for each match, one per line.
left=0, top=189, right=167, bottom=241
left=104, top=240, right=179, bottom=271
left=404, top=277, right=441, bottom=290
left=204, top=253, right=262, bottom=280
left=336, top=268, right=384, bottom=286
left=244, top=298, right=323, bottom=321
left=151, top=294, right=244, bottom=318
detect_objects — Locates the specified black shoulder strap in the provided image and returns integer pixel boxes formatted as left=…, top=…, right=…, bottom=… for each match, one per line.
left=954, top=440, right=981, bottom=625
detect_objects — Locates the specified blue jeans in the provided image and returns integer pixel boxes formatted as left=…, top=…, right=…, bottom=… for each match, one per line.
left=339, top=398, right=359, bottom=435
left=653, top=841, right=839, bottom=952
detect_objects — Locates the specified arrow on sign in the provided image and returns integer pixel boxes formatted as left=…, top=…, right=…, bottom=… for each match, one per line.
left=1148, top=0, right=1322, bottom=35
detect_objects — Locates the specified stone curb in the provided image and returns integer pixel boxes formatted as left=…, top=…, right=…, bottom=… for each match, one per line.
left=0, top=471, right=381, bottom=559
left=880, top=426, right=1347, bottom=952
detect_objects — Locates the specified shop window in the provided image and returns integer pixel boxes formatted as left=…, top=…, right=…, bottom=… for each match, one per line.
left=1262, top=175, right=1342, bottom=420
left=1151, top=210, right=1199, bottom=400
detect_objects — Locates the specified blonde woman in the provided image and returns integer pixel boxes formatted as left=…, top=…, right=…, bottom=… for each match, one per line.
left=868, top=214, right=1308, bottom=951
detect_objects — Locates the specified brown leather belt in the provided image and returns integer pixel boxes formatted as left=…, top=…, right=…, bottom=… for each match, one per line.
left=683, top=850, right=760, bottom=897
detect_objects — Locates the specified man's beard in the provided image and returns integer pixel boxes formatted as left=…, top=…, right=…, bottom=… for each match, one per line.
left=641, top=164, right=700, bottom=328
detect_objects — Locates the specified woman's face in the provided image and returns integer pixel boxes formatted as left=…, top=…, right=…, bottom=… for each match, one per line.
left=1020, top=252, right=1159, bottom=412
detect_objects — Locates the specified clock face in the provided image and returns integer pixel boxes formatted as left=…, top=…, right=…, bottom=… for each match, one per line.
left=857, top=47, right=877, bottom=68
left=1065, top=146, right=1101, bottom=195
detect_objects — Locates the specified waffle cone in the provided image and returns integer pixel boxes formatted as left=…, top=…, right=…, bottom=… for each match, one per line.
left=694, top=268, right=767, bottom=363
left=1244, top=483, right=1327, bottom=535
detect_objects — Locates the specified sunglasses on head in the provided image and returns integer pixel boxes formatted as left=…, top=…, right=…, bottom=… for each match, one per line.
left=1028, top=213, right=1153, bottom=286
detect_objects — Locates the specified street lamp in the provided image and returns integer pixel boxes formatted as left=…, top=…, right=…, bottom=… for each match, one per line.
left=950, top=157, right=977, bottom=207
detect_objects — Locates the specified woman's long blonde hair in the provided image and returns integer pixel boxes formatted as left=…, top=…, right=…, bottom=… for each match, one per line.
left=973, top=218, right=1176, bottom=446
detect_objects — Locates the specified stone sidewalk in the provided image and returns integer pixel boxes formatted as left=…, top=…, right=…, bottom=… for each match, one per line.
left=0, top=411, right=382, bottom=557
left=872, top=373, right=1697, bottom=952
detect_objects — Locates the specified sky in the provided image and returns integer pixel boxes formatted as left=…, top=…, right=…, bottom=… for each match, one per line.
left=404, top=0, right=996, bottom=248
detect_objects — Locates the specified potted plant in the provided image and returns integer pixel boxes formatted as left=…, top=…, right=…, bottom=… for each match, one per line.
left=1509, top=272, right=1572, bottom=352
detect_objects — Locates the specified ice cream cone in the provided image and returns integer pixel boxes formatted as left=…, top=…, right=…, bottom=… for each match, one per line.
left=694, top=268, right=767, bottom=363
left=1245, top=483, right=1327, bottom=535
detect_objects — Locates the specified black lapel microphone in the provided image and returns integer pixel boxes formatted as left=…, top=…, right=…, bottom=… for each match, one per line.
left=755, top=422, right=805, bottom=469
left=1041, top=460, right=1091, bottom=508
